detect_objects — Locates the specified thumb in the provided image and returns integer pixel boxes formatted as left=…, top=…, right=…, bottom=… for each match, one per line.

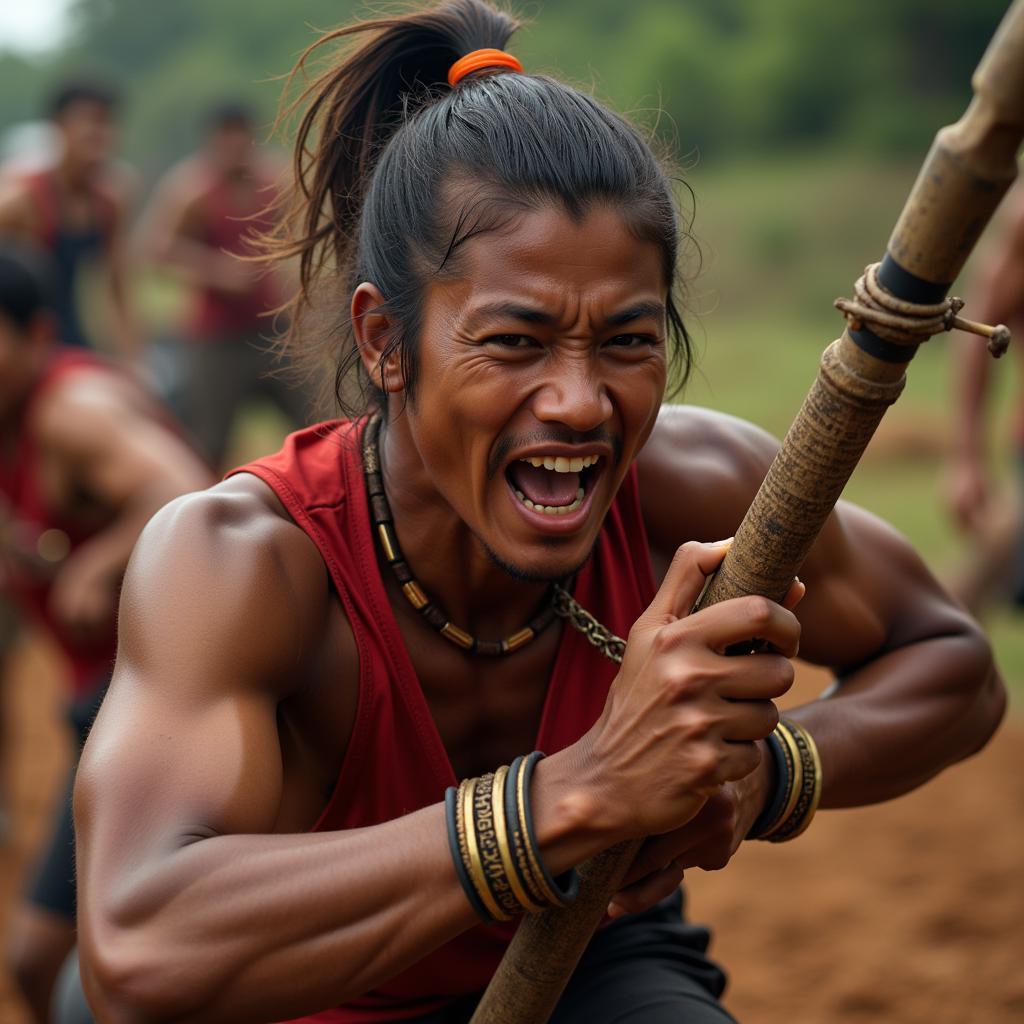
left=641, top=538, right=732, bottom=624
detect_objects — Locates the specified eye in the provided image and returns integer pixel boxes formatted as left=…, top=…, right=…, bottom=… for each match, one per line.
left=485, top=334, right=540, bottom=350
left=603, top=334, right=658, bottom=349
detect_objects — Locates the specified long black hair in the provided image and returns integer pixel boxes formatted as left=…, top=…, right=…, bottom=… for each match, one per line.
left=265, top=0, right=695, bottom=415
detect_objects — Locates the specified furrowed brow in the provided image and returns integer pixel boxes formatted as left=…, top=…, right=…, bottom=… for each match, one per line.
left=465, top=302, right=556, bottom=329
left=605, top=301, right=666, bottom=327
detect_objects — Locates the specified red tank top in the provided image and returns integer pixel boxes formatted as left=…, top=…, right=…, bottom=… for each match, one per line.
left=232, top=419, right=658, bottom=1022
left=0, top=350, right=118, bottom=693
left=186, top=166, right=281, bottom=340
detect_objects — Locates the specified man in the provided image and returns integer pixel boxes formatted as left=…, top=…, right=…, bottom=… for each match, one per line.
left=0, top=82, right=139, bottom=360
left=946, top=183, right=1024, bottom=612
left=140, top=103, right=307, bottom=468
left=0, top=244, right=212, bottom=1023
left=75, top=4, right=1005, bottom=1022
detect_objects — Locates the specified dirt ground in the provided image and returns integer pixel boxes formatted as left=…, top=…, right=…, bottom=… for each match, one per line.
left=0, top=643, right=1020, bottom=1023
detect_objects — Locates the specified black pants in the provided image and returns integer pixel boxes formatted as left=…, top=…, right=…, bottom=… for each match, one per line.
left=420, top=890, right=736, bottom=1023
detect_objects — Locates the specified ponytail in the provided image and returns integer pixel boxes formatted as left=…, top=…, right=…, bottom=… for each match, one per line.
left=266, top=2, right=517, bottom=329
left=264, top=0, right=693, bottom=417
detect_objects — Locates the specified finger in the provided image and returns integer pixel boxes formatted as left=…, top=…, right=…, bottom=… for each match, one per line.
left=715, top=653, right=795, bottom=701
left=676, top=595, right=802, bottom=659
left=713, top=740, right=762, bottom=784
left=642, top=539, right=732, bottom=623
left=608, top=861, right=684, bottom=919
left=716, top=697, right=781, bottom=741
left=781, top=578, right=805, bottom=612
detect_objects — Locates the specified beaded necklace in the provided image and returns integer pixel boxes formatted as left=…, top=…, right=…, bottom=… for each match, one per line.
left=362, top=414, right=626, bottom=663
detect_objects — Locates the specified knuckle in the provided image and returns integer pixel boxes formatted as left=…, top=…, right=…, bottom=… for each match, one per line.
left=677, top=708, right=715, bottom=743
left=664, top=666, right=704, bottom=700
left=685, top=744, right=720, bottom=785
left=745, top=596, right=774, bottom=630
left=652, top=623, right=685, bottom=657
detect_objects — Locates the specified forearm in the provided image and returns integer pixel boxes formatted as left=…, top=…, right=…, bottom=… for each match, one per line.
left=84, top=808, right=473, bottom=1023
left=82, top=751, right=615, bottom=1023
left=788, top=631, right=1005, bottom=808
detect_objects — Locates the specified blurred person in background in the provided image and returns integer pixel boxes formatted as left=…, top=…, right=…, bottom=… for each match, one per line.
left=0, top=243, right=211, bottom=1023
left=946, top=183, right=1024, bottom=615
left=140, top=102, right=308, bottom=470
left=0, top=81, right=140, bottom=361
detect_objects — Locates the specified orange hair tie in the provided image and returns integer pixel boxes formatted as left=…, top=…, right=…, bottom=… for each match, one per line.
left=448, top=48, right=523, bottom=87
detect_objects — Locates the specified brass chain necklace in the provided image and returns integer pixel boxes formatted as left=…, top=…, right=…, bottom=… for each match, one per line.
left=362, top=414, right=626, bottom=663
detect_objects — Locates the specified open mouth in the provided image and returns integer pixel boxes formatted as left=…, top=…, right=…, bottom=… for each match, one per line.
left=504, top=454, right=604, bottom=518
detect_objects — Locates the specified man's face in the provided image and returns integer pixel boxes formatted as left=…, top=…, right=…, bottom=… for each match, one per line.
left=55, top=100, right=116, bottom=171
left=208, top=122, right=254, bottom=174
left=402, top=202, right=669, bottom=582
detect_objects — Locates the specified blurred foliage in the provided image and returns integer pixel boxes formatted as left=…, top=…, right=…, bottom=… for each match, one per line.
left=0, top=0, right=1014, bottom=179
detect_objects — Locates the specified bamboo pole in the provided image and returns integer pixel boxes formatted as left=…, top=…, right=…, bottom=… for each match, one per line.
left=469, top=3, right=1024, bottom=1021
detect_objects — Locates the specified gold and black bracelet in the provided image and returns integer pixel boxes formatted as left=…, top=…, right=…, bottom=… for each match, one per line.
left=746, top=729, right=791, bottom=839
left=750, top=718, right=824, bottom=842
left=444, top=751, right=579, bottom=922
left=768, top=719, right=822, bottom=842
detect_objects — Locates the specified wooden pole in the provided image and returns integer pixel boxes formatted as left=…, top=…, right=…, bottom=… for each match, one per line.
left=469, top=3, right=1024, bottom=1021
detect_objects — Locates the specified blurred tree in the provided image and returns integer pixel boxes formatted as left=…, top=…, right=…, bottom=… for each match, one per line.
left=0, top=0, right=1011, bottom=180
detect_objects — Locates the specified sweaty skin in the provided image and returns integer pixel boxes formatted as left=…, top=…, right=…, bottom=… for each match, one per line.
left=75, top=204, right=1004, bottom=1024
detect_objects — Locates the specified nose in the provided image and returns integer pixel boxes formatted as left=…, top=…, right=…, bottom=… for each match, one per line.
left=531, top=354, right=613, bottom=433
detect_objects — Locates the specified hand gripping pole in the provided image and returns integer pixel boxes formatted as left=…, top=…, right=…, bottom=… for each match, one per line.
left=469, top=3, right=1024, bottom=1021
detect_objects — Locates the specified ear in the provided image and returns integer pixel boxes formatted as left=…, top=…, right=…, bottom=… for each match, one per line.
left=351, top=282, right=404, bottom=393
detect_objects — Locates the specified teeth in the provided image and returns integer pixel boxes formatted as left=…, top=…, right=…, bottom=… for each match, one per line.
left=514, top=488, right=585, bottom=516
left=521, top=455, right=600, bottom=473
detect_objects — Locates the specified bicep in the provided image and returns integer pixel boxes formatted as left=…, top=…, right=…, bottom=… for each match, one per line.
left=75, top=493, right=327, bottom=903
left=76, top=657, right=285, bottom=893
left=795, top=501, right=966, bottom=672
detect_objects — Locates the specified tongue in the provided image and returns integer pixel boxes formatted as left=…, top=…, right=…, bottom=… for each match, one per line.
left=508, top=462, right=580, bottom=507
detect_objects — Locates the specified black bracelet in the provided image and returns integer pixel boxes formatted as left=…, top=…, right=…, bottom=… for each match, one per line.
left=747, top=730, right=790, bottom=840
left=519, top=752, right=580, bottom=907
left=504, top=755, right=550, bottom=909
left=444, top=785, right=494, bottom=923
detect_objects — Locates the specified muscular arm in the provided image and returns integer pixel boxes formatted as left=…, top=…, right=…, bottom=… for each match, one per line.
left=75, top=484, right=627, bottom=1023
left=36, top=375, right=212, bottom=632
left=639, top=405, right=1006, bottom=809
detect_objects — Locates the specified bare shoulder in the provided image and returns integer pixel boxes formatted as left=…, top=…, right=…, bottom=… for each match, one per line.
left=120, top=475, right=330, bottom=699
left=636, top=404, right=778, bottom=552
